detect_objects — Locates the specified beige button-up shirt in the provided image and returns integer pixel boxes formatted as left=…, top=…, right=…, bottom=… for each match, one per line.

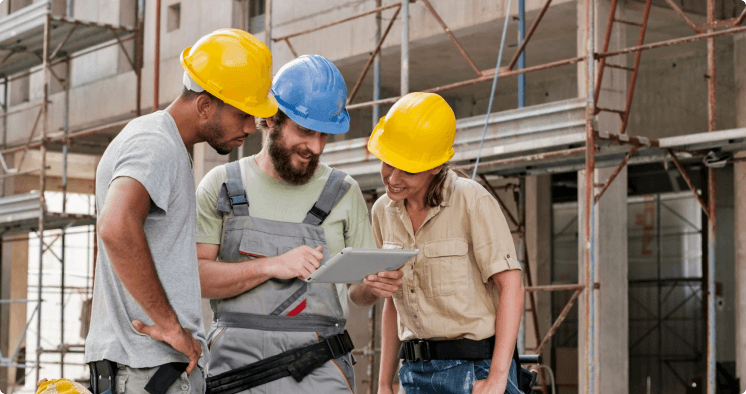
left=371, top=170, right=521, bottom=341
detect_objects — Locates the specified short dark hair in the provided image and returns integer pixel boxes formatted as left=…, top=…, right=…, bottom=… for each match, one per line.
left=181, top=86, right=224, bottom=106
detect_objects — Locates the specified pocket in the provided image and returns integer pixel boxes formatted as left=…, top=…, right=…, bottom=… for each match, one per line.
left=382, top=241, right=403, bottom=250
left=422, top=239, right=469, bottom=297
left=208, top=327, right=226, bottom=351
left=115, top=370, right=128, bottom=394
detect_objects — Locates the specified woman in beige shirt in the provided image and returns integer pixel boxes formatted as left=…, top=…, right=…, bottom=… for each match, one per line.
left=365, top=92, right=525, bottom=394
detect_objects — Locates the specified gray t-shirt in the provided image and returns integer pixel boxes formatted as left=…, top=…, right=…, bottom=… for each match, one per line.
left=85, top=111, right=207, bottom=369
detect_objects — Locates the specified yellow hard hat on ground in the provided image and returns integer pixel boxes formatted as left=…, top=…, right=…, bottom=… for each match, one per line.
left=367, top=92, right=456, bottom=173
left=36, top=379, right=92, bottom=394
left=180, top=28, right=278, bottom=118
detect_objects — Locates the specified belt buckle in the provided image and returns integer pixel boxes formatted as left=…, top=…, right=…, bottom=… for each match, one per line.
left=325, top=334, right=345, bottom=359
left=412, top=340, right=431, bottom=362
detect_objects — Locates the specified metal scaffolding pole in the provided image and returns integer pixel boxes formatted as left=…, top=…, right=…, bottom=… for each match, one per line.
left=373, top=0, right=382, bottom=129
left=400, top=0, right=409, bottom=96
left=583, top=1, right=596, bottom=394
left=153, top=0, right=161, bottom=113
left=706, top=0, right=717, bottom=392
left=36, top=10, right=51, bottom=384
left=518, top=0, right=526, bottom=108
left=59, top=54, right=71, bottom=377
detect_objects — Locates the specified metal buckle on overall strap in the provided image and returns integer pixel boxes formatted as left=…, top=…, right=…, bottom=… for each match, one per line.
left=229, top=194, right=248, bottom=206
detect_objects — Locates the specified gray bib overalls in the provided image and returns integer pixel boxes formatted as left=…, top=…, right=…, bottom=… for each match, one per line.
left=206, top=161, right=356, bottom=394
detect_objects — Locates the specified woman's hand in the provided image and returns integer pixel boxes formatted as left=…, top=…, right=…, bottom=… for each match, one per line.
left=472, top=377, right=507, bottom=394
left=362, top=269, right=404, bottom=298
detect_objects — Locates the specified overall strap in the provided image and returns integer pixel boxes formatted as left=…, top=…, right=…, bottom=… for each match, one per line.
left=214, top=311, right=345, bottom=335
left=303, top=169, right=351, bottom=225
left=217, top=161, right=249, bottom=216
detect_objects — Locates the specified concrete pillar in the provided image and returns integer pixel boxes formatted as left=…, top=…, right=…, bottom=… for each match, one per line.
left=525, top=175, right=552, bottom=367
left=733, top=31, right=746, bottom=389
left=0, top=157, right=30, bottom=392
left=576, top=1, right=628, bottom=393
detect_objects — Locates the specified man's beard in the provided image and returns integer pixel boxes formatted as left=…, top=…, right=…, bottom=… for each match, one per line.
left=199, top=109, right=233, bottom=155
left=267, top=126, right=320, bottom=185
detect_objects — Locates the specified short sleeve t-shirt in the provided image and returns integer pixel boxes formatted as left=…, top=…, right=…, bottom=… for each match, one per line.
left=195, top=156, right=376, bottom=317
left=85, top=111, right=208, bottom=369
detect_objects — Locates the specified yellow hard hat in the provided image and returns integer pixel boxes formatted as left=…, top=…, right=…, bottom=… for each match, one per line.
left=180, top=29, right=278, bottom=118
left=367, top=92, right=456, bottom=173
left=36, top=379, right=92, bottom=394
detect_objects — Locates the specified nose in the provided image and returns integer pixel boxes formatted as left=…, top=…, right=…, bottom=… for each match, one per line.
left=306, top=133, right=326, bottom=155
left=388, top=168, right=404, bottom=184
left=243, top=117, right=256, bottom=136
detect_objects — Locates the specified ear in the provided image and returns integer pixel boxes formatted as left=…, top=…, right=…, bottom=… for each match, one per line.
left=194, top=93, right=216, bottom=120
left=428, top=165, right=444, bottom=175
left=265, top=116, right=275, bottom=129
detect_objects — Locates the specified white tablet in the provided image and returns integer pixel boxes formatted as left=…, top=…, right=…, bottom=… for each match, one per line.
left=305, top=247, right=419, bottom=284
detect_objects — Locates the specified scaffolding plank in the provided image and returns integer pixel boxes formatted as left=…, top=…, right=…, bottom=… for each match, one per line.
left=320, top=98, right=746, bottom=190
left=0, top=192, right=95, bottom=234
left=0, top=1, right=135, bottom=77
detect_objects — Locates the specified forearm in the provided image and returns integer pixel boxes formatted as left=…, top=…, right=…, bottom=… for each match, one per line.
left=198, top=257, right=272, bottom=299
left=102, top=222, right=179, bottom=331
left=487, top=275, right=525, bottom=383
left=378, top=297, right=401, bottom=389
left=347, top=283, right=379, bottom=306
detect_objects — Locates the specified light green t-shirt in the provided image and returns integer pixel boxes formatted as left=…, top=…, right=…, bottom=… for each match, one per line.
left=195, top=155, right=375, bottom=316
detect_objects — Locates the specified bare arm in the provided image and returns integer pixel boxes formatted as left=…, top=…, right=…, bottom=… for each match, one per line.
left=377, top=297, right=402, bottom=394
left=198, top=243, right=324, bottom=300
left=98, top=176, right=201, bottom=373
left=473, top=269, right=524, bottom=394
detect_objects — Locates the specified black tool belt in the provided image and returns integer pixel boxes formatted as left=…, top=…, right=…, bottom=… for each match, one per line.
left=399, top=336, right=495, bottom=362
left=89, top=360, right=188, bottom=394
left=205, top=330, right=354, bottom=394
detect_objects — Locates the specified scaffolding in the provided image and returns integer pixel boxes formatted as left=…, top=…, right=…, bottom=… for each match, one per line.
left=0, top=0, right=743, bottom=392
left=279, top=0, right=746, bottom=393
left=0, top=0, right=141, bottom=385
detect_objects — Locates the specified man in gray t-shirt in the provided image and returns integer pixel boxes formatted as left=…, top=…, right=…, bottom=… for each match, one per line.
left=85, top=29, right=278, bottom=394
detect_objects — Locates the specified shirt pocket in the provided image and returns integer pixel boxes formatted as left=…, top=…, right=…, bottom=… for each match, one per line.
left=422, top=238, right=469, bottom=297
left=382, top=241, right=403, bottom=250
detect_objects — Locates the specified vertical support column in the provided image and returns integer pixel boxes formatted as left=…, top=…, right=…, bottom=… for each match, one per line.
left=577, top=0, right=630, bottom=391
left=400, top=0, right=409, bottom=96
left=705, top=1, right=717, bottom=393
left=264, top=0, right=272, bottom=54
left=525, top=175, right=552, bottom=368
left=153, top=0, right=161, bottom=113
left=517, top=0, right=526, bottom=108
left=36, top=11, right=51, bottom=385
left=136, top=0, right=144, bottom=117
left=59, top=55, right=71, bottom=378
left=733, top=30, right=746, bottom=392
left=517, top=179, right=526, bottom=354
left=373, top=0, right=382, bottom=128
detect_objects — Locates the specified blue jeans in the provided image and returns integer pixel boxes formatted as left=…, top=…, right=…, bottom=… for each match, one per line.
left=398, top=358, right=523, bottom=394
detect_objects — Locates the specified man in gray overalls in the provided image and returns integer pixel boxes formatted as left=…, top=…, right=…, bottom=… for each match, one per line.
left=195, top=55, right=404, bottom=394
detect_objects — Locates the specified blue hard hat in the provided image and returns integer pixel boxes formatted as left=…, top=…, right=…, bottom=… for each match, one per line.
left=271, top=55, right=350, bottom=134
